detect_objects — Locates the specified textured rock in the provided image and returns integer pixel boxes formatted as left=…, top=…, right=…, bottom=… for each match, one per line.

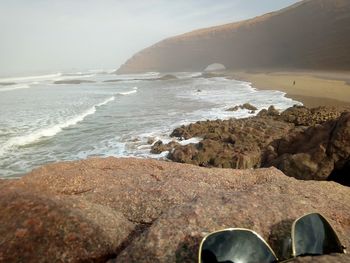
left=266, top=112, right=350, bottom=184
left=111, top=161, right=350, bottom=262
left=226, top=105, right=240, bottom=111
left=227, top=103, right=257, bottom=112
left=0, top=189, right=133, bottom=263
left=1, top=158, right=350, bottom=262
left=256, top=105, right=281, bottom=117
left=266, top=105, right=280, bottom=117
left=242, top=103, right=258, bottom=111
left=328, top=112, right=350, bottom=167
left=150, top=140, right=180, bottom=154
left=160, top=106, right=350, bottom=185
left=279, top=105, right=343, bottom=126
left=168, top=117, right=294, bottom=169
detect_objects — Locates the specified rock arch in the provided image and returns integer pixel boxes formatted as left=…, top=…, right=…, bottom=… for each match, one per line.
left=204, top=63, right=226, bottom=72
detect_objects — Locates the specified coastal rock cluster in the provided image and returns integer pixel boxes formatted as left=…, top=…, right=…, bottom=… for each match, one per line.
left=53, top=80, right=96, bottom=84
left=151, top=105, right=350, bottom=185
left=1, top=158, right=350, bottom=262
left=226, top=103, right=258, bottom=113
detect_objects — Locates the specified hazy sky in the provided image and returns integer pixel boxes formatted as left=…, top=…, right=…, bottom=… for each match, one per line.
left=0, top=0, right=299, bottom=76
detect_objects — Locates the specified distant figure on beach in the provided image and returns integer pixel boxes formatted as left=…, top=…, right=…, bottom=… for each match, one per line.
left=293, top=80, right=296, bottom=85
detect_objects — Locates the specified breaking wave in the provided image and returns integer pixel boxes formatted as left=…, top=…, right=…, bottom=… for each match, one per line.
left=0, top=73, right=62, bottom=83
left=117, top=87, right=138, bottom=95
left=0, top=84, right=31, bottom=92
left=0, top=96, right=115, bottom=155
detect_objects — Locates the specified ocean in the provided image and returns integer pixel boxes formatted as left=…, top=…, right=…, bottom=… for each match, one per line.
left=0, top=70, right=301, bottom=178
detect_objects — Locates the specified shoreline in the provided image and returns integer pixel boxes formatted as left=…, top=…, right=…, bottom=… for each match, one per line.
left=2, top=70, right=350, bottom=179
left=225, top=70, right=350, bottom=108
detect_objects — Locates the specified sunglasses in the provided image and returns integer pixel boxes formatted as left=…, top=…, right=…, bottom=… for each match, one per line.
left=198, top=213, right=346, bottom=263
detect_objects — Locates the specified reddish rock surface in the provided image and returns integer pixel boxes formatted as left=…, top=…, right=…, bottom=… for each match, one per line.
left=0, top=190, right=133, bottom=263
left=1, top=158, right=350, bottom=262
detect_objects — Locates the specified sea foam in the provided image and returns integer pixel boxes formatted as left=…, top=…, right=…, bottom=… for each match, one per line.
left=0, top=73, right=62, bottom=83
left=117, top=87, right=138, bottom=95
left=0, top=84, right=31, bottom=92
left=0, top=96, right=115, bottom=156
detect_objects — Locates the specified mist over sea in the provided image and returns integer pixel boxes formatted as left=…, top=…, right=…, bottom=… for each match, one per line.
left=0, top=70, right=300, bottom=178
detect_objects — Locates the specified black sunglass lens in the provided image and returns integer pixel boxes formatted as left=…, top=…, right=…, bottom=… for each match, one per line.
left=200, top=229, right=277, bottom=263
left=293, top=213, right=344, bottom=256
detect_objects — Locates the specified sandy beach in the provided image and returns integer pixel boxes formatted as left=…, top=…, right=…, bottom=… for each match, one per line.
left=228, top=70, right=350, bottom=108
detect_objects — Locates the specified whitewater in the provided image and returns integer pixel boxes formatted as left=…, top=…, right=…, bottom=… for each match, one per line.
left=0, top=70, right=301, bottom=178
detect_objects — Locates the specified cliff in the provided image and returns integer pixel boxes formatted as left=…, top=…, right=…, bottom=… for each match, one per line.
left=117, top=0, right=350, bottom=73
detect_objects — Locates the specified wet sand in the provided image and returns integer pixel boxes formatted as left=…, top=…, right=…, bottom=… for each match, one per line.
left=227, top=70, right=350, bottom=108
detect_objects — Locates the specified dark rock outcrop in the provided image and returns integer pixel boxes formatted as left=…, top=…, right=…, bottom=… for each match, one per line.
left=227, top=103, right=258, bottom=112
left=0, top=82, right=16, bottom=86
left=159, top=106, right=349, bottom=184
left=168, top=117, right=294, bottom=169
left=1, top=158, right=350, bottom=262
left=53, top=79, right=96, bottom=84
left=150, top=140, right=180, bottom=154
left=265, top=112, right=350, bottom=184
left=117, top=0, right=350, bottom=73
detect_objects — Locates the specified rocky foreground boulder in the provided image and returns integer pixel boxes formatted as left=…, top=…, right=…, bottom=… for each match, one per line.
left=154, top=106, right=350, bottom=185
left=1, top=158, right=350, bottom=262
